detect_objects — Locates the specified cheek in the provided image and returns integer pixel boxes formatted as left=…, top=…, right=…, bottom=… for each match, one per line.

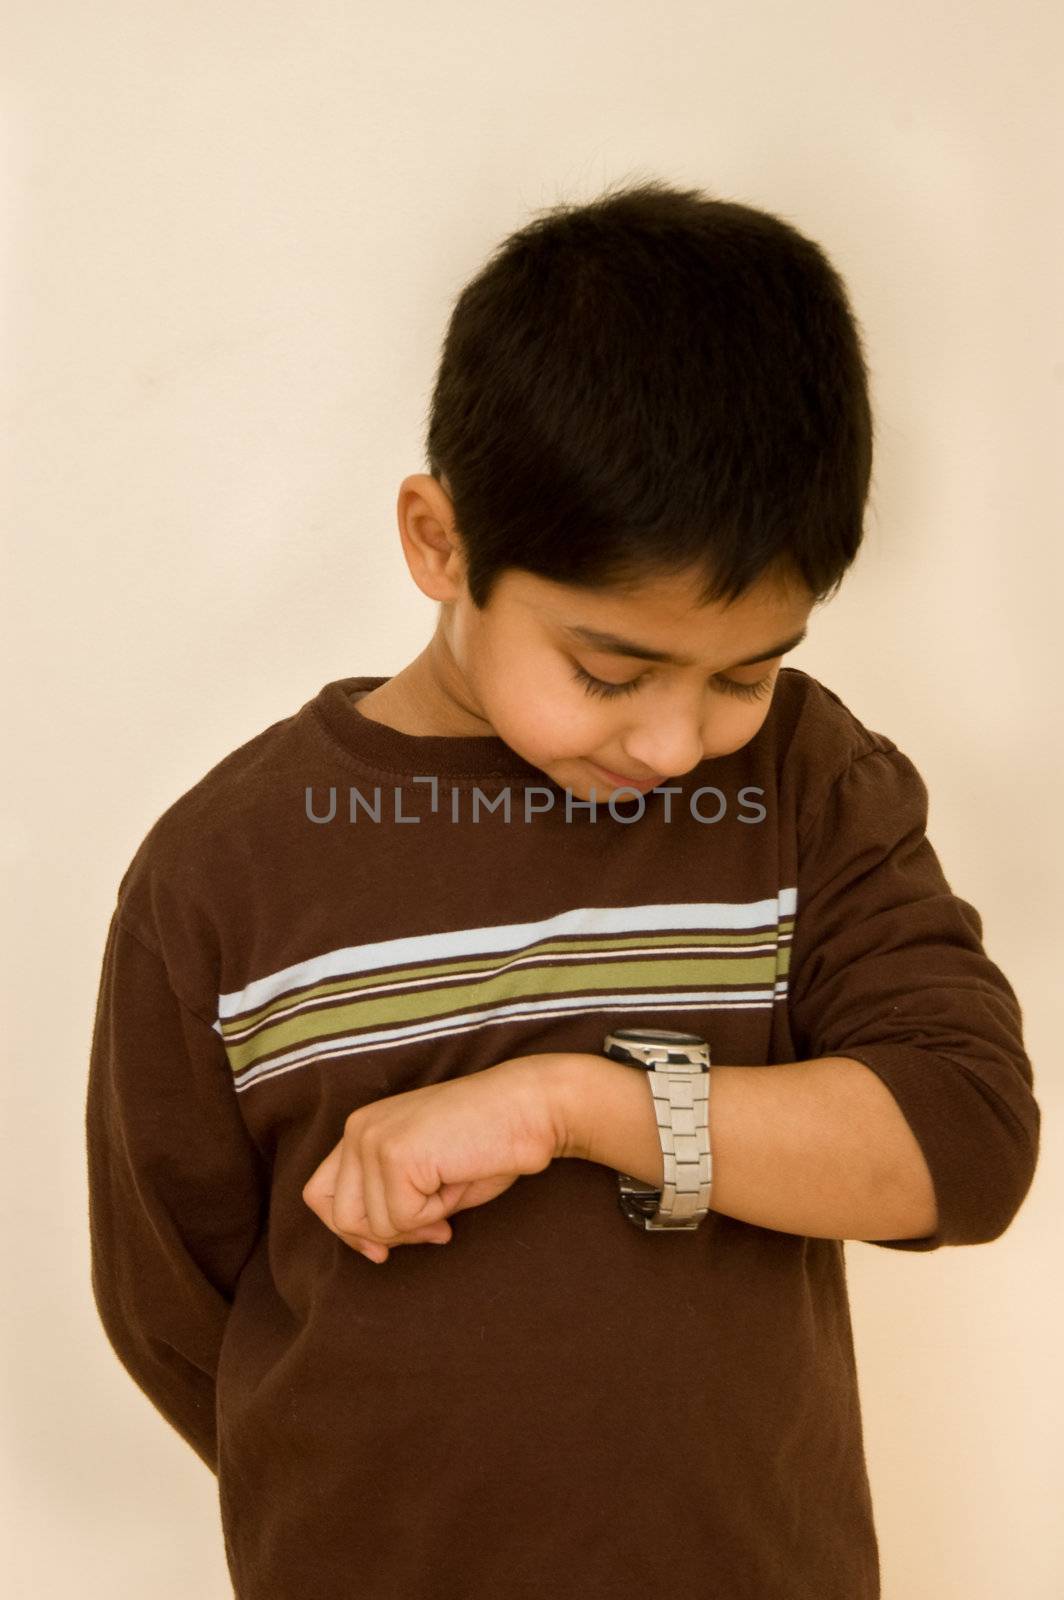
left=707, top=698, right=774, bottom=755
left=497, top=665, right=603, bottom=755
left=532, top=691, right=601, bottom=752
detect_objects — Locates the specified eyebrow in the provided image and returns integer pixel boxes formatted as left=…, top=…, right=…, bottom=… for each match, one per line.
left=559, top=622, right=809, bottom=669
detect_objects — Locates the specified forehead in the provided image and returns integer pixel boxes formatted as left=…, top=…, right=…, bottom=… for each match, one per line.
left=507, top=567, right=814, bottom=667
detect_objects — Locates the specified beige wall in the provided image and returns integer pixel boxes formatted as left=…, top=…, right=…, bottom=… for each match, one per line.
left=5, top=1, right=1061, bottom=1594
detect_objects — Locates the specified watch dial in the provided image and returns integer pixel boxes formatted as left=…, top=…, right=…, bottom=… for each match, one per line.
left=609, top=1027, right=704, bottom=1046
left=603, top=1026, right=709, bottom=1068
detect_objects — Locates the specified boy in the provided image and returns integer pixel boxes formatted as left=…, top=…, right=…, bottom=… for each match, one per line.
left=85, top=179, right=1040, bottom=1599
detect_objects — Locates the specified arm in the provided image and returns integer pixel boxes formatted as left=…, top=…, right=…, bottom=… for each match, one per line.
left=549, top=1051, right=939, bottom=1241
left=779, top=743, right=1040, bottom=1251
left=85, top=911, right=269, bottom=1471
left=552, top=739, right=1039, bottom=1251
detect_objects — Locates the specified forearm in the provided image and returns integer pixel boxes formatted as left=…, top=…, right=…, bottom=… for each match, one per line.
left=549, top=1053, right=938, bottom=1241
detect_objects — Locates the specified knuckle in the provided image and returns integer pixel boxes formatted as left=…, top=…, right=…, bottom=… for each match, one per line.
left=333, top=1202, right=364, bottom=1236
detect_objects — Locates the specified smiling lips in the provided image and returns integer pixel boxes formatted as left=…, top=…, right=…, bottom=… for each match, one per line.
left=591, top=762, right=664, bottom=791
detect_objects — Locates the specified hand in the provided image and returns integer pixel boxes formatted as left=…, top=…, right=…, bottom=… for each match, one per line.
left=301, top=1053, right=570, bottom=1263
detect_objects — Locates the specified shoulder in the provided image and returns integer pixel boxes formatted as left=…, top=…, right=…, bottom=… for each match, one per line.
left=773, top=666, right=901, bottom=775
left=771, top=666, right=930, bottom=842
left=112, top=689, right=314, bottom=960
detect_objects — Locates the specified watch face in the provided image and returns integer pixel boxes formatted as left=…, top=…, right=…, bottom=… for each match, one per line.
left=608, top=1027, right=704, bottom=1047
left=602, top=1026, right=710, bottom=1069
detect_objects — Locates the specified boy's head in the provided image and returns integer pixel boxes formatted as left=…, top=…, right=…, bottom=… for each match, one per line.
left=388, top=177, right=872, bottom=796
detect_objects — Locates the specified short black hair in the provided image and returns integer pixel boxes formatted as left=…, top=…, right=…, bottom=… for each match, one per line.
left=423, top=176, right=874, bottom=611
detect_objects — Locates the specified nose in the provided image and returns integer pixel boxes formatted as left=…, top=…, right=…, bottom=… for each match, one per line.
left=619, top=719, right=707, bottom=783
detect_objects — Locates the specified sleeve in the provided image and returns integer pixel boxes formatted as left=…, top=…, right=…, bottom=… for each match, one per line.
left=85, top=909, right=270, bottom=1471
left=785, top=744, right=1040, bottom=1252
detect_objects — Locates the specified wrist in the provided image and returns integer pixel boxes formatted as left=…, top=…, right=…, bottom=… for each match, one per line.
left=547, top=1051, right=667, bottom=1191
left=543, top=1052, right=613, bottom=1161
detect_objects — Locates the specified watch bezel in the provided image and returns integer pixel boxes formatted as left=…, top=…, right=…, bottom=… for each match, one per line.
left=602, top=1026, right=710, bottom=1072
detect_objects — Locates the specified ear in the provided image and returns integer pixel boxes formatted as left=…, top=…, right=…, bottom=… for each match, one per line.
left=395, top=475, right=466, bottom=602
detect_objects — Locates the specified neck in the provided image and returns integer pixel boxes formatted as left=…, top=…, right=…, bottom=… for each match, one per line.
left=358, top=642, right=493, bottom=739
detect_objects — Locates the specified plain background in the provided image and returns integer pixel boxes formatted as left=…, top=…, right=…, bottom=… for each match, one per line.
left=3, top=2, right=1061, bottom=1595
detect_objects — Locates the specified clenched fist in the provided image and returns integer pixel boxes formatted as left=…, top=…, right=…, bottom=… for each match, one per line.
left=302, top=1052, right=573, bottom=1262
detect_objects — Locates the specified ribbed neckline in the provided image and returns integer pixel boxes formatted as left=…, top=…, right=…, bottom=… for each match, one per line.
left=311, top=676, right=554, bottom=781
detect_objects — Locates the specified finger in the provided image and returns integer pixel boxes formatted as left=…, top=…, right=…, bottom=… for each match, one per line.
left=369, top=1223, right=452, bottom=1253
left=304, top=1142, right=446, bottom=1253
left=302, top=1143, right=343, bottom=1227
left=340, top=1129, right=425, bottom=1244
left=362, top=1137, right=445, bottom=1241
left=360, top=1135, right=400, bottom=1242
left=346, top=1223, right=453, bottom=1264
left=331, top=1128, right=378, bottom=1247
left=355, top=1238, right=389, bottom=1263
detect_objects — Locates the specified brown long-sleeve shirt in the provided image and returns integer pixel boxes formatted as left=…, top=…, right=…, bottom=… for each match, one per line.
left=85, top=667, right=1040, bottom=1599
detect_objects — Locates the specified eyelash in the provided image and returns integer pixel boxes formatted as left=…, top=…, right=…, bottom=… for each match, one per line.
left=570, top=662, right=776, bottom=703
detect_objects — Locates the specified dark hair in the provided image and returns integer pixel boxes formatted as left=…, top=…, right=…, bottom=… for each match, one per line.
left=423, top=176, right=874, bottom=611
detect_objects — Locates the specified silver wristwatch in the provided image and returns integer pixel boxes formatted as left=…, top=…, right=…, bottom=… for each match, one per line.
left=602, top=1026, right=712, bottom=1231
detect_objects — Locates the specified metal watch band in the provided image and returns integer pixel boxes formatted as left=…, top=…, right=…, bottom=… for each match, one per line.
left=602, top=1028, right=712, bottom=1232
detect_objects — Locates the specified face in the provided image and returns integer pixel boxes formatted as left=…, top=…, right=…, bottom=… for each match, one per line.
left=449, top=568, right=813, bottom=797
left=395, top=476, right=817, bottom=799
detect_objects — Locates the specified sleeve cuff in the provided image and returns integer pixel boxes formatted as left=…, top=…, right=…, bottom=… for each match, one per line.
left=833, top=1042, right=1038, bottom=1252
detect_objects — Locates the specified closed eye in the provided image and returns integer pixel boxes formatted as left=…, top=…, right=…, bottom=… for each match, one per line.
left=570, top=662, right=776, bottom=703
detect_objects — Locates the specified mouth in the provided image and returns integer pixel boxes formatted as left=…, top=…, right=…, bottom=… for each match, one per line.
left=588, top=760, right=664, bottom=793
